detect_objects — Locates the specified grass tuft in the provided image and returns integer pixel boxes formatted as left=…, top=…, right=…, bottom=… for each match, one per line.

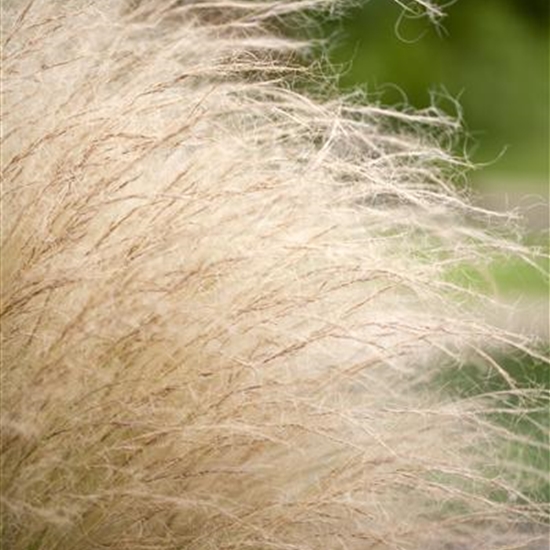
left=1, top=1, right=548, bottom=548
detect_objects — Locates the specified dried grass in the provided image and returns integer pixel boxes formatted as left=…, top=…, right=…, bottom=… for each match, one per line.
left=1, top=1, right=548, bottom=548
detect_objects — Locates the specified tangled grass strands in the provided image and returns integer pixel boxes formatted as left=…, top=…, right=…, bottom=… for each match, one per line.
left=1, top=1, right=548, bottom=549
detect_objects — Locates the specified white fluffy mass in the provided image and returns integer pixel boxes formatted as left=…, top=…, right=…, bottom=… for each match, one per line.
left=1, top=1, right=547, bottom=549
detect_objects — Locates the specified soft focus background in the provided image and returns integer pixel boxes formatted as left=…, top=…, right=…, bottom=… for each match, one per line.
left=322, top=0, right=548, bottom=228
left=313, top=0, right=549, bottom=503
left=313, top=0, right=549, bottom=321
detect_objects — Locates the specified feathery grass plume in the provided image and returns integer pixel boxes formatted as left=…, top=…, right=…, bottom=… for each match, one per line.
left=1, top=0, right=548, bottom=548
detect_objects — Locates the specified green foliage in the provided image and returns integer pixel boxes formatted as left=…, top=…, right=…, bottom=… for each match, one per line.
left=445, top=255, right=548, bottom=296
left=322, top=0, right=549, bottom=179
left=435, top=352, right=550, bottom=504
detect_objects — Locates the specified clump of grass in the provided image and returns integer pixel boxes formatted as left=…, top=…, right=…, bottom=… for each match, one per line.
left=1, top=1, right=548, bottom=548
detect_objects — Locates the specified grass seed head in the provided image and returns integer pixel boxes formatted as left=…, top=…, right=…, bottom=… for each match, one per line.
left=1, top=1, right=548, bottom=548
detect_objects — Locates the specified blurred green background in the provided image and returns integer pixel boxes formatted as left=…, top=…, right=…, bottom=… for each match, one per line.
left=311, top=0, right=549, bottom=329
left=313, top=0, right=549, bottom=496
left=321, top=0, right=549, bottom=231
